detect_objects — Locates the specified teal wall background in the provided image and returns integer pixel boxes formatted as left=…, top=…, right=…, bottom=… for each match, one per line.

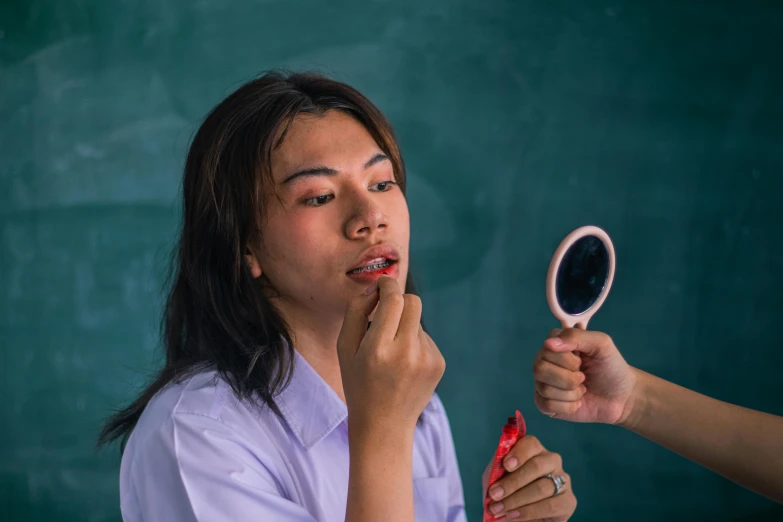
left=2, top=1, right=782, bottom=520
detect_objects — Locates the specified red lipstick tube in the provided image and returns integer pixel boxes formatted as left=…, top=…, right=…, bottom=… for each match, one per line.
left=484, top=410, right=526, bottom=521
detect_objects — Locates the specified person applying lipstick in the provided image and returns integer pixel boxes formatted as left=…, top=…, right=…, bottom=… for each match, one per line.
left=99, top=71, right=576, bottom=522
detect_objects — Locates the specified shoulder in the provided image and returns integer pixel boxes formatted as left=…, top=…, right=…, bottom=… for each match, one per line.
left=133, top=371, right=248, bottom=430
left=118, top=373, right=308, bottom=519
left=123, top=370, right=286, bottom=464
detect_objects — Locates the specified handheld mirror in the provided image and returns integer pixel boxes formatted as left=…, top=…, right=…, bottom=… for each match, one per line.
left=546, top=226, right=615, bottom=329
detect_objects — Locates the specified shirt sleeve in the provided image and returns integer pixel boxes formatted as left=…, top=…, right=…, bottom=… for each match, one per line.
left=430, top=394, right=468, bottom=522
left=125, top=412, right=317, bottom=522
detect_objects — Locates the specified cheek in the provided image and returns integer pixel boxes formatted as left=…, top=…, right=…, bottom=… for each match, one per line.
left=389, top=194, right=411, bottom=280
left=265, top=210, right=334, bottom=267
left=392, top=194, right=411, bottom=240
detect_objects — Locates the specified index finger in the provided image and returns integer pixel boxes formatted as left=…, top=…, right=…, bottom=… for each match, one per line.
left=366, top=275, right=406, bottom=341
left=396, top=294, right=423, bottom=342
left=502, top=435, right=546, bottom=473
left=540, top=349, right=582, bottom=372
left=337, top=285, right=381, bottom=361
left=544, top=328, right=614, bottom=357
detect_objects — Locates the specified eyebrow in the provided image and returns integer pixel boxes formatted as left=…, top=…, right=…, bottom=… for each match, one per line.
left=281, top=153, right=390, bottom=185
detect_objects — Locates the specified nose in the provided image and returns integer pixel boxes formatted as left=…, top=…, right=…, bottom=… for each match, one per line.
left=344, top=193, right=387, bottom=240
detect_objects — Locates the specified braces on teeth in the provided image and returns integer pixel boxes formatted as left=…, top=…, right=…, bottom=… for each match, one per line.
left=351, top=260, right=391, bottom=273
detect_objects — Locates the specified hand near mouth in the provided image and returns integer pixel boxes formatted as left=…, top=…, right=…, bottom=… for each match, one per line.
left=337, top=275, right=444, bottom=430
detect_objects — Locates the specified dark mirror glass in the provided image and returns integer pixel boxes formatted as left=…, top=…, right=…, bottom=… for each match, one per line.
left=556, top=235, right=610, bottom=315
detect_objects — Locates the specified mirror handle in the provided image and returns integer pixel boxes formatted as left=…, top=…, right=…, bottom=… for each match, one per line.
left=561, top=319, right=589, bottom=330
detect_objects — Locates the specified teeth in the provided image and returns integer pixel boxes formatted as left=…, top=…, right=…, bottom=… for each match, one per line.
left=349, top=259, right=391, bottom=274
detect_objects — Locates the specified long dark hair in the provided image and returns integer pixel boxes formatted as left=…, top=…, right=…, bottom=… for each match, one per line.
left=98, top=71, right=418, bottom=449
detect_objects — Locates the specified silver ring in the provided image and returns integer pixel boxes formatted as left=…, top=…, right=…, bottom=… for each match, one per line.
left=546, top=473, right=567, bottom=497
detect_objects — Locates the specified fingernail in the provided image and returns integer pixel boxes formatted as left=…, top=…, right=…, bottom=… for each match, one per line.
left=550, top=337, right=563, bottom=347
left=505, top=457, right=518, bottom=471
left=490, top=502, right=505, bottom=514
left=490, top=486, right=504, bottom=500
left=363, top=281, right=379, bottom=295
left=508, top=510, right=520, bottom=519
left=580, top=385, right=587, bottom=394
left=578, top=372, right=586, bottom=383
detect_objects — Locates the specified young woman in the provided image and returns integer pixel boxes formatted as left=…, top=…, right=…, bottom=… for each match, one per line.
left=100, top=71, right=577, bottom=521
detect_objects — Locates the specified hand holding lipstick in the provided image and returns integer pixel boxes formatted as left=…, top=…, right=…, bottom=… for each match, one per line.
left=482, top=433, right=576, bottom=521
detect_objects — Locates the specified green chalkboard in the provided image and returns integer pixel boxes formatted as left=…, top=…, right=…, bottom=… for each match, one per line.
left=2, top=1, right=782, bottom=521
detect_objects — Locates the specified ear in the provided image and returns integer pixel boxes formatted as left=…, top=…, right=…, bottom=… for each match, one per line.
left=245, top=253, right=262, bottom=279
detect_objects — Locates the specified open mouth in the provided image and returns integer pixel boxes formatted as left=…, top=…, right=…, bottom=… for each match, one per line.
left=347, top=257, right=396, bottom=275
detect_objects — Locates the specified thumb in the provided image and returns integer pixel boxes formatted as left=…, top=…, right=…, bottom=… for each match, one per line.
left=337, top=282, right=380, bottom=363
left=543, top=328, right=613, bottom=357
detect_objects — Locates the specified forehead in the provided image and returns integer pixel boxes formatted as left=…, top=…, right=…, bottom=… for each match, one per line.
left=272, top=111, right=382, bottom=178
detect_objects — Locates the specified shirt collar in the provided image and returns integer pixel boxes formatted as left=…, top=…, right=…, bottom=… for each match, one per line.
left=276, top=347, right=441, bottom=451
left=277, top=349, right=347, bottom=451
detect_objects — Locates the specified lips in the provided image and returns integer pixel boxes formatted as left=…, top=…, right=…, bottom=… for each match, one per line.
left=347, top=245, right=400, bottom=274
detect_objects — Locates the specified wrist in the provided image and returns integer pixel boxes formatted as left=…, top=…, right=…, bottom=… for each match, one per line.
left=618, top=367, right=649, bottom=430
left=345, top=416, right=416, bottom=522
left=348, top=415, right=415, bottom=454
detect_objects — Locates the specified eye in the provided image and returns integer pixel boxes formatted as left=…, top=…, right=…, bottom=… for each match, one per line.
left=371, top=180, right=397, bottom=192
left=303, top=194, right=334, bottom=207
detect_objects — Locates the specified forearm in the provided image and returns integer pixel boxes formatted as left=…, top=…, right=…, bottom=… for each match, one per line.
left=623, top=368, right=783, bottom=503
left=345, top=422, right=415, bottom=522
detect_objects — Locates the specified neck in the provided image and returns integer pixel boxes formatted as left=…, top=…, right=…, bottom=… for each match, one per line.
left=273, top=300, right=347, bottom=402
